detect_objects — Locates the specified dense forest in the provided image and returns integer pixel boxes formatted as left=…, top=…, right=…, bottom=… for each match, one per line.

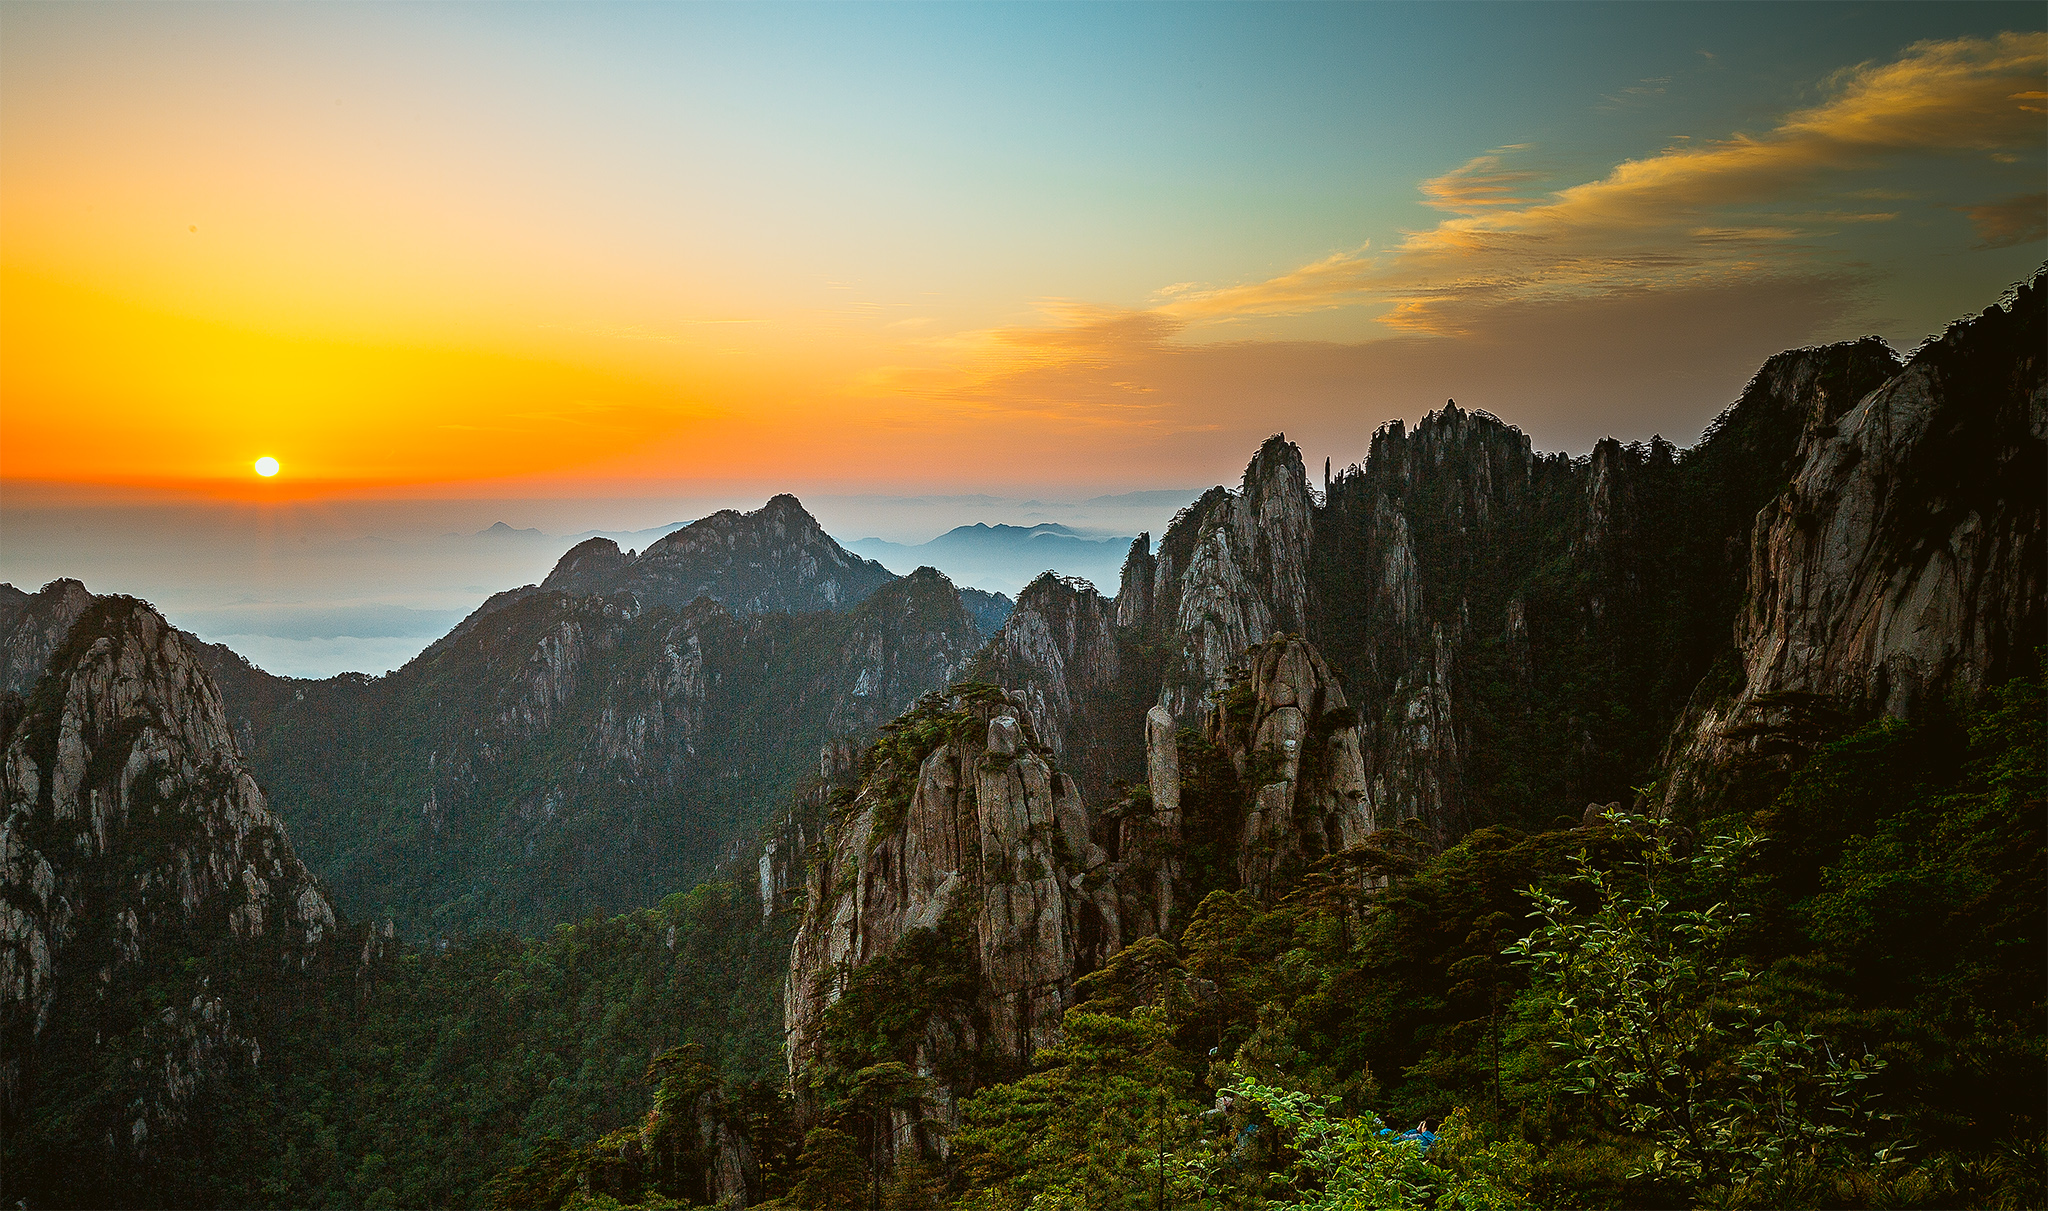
left=17, top=663, right=2036, bottom=1210
left=492, top=664, right=2044, bottom=1211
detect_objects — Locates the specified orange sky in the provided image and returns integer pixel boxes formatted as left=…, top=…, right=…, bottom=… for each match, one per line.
left=3, top=5, right=2042, bottom=500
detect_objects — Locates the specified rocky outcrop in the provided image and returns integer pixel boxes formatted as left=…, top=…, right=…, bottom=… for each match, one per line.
left=977, top=573, right=1124, bottom=789
left=541, top=494, right=899, bottom=616
left=1661, top=273, right=2046, bottom=810
left=0, top=597, right=337, bottom=1164
left=1147, top=438, right=1318, bottom=719
left=1205, top=636, right=1373, bottom=897
left=780, top=631, right=1383, bottom=1170
left=0, top=579, right=94, bottom=695
left=784, top=689, right=1117, bottom=1165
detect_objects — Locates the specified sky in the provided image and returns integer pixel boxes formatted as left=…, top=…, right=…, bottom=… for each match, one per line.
left=2, top=2, right=2043, bottom=674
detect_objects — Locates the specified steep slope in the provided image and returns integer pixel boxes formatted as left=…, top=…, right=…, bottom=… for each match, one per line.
left=206, top=566, right=993, bottom=935
left=1050, top=339, right=1902, bottom=841
left=1662, top=272, right=2046, bottom=811
left=0, top=578, right=95, bottom=695
left=778, top=631, right=1381, bottom=1173
left=541, top=493, right=899, bottom=614
left=0, top=598, right=343, bottom=1204
left=775, top=285, right=2045, bottom=1184
left=973, top=572, right=1136, bottom=802
left=1118, top=437, right=1319, bottom=720
left=781, top=686, right=1111, bottom=1169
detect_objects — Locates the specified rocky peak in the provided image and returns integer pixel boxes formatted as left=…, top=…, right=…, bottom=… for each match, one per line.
left=784, top=687, right=1106, bottom=1167
left=818, top=567, right=988, bottom=736
left=1115, top=534, right=1155, bottom=630
left=1146, top=438, right=1317, bottom=719
left=1661, top=270, right=2045, bottom=811
left=538, top=494, right=898, bottom=616
left=982, top=573, right=1120, bottom=763
left=0, top=578, right=95, bottom=695
left=543, top=536, right=631, bottom=591
left=1205, top=635, right=1372, bottom=898
left=1, top=596, right=337, bottom=1155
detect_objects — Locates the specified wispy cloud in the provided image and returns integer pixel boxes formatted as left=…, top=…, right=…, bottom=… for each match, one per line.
left=1159, top=32, right=2045, bottom=334
left=856, top=33, right=2043, bottom=464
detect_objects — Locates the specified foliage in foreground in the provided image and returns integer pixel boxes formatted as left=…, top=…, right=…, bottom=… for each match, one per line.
left=767, top=669, right=2043, bottom=1211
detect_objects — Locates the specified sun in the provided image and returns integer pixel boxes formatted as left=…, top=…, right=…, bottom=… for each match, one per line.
left=254, top=456, right=280, bottom=477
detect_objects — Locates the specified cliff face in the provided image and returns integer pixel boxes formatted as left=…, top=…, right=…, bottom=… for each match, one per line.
left=770, top=279, right=2039, bottom=1186
left=209, top=566, right=992, bottom=935
left=0, top=579, right=95, bottom=696
left=778, top=631, right=1384, bottom=1162
left=1663, top=275, right=2046, bottom=810
left=1205, top=636, right=1373, bottom=898
left=0, top=598, right=339, bottom=1185
left=783, top=688, right=1108, bottom=1166
left=974, top=573, right=1137, bottom=803
left=1123, top=438, right=1319, bottom=720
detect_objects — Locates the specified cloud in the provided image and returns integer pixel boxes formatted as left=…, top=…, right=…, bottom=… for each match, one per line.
left=1161, top=32, right=2045, bottom=333
left=1958, top=192, right=2048, bottom=248
left=1417, top=151, right=1542, bottom=214
left=852, top=34, right=2039, bottom=477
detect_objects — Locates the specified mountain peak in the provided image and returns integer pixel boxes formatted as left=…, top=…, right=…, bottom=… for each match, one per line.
left=539, top=494, right=896, bottom=616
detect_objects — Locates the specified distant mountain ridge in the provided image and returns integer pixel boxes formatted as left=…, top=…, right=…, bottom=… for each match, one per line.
left=849, top=520, right=1135, bottom=597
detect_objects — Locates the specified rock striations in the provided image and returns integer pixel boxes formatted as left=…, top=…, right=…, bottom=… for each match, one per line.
left=782, top=688, right=1102, bottom=1166
left=0, top=578, right=95, bottom=696
left=1662, top=273, right=2045, bottom=810
left=0, top=597, right=340, bottom=1177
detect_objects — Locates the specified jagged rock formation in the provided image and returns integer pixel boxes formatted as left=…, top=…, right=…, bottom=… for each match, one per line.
left=1204, top=636, right=1372, bottom=897
left=769, top=275, right=2046, bottom=1191
left=1662, top=273, right=2045, bottom=811
left=0, top=578, right=94, bottom=695
left=1121, top=438, right=1319, bottom=719
left=779, top=631, right=1385, bottom=1165
left=973, top=572, right=1142, bottom=802
left=783, top=688, right=1107, bottom=1166
left=0, top=597, right=340, bottom=1189
left=203, top=565, right=993, bottom=935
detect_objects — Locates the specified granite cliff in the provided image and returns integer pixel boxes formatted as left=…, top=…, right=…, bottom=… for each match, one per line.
left=777, top=274, right=2045, bottom=1184
left=0, top=598, right=347, bottom=1201
left=1661, top=273, right=2045, bottom=811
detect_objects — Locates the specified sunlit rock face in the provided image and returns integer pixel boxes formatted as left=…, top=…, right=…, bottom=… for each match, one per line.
left=1123, top=437, right=1318, bottom=722
left=1204, top=635, right=1372, bottom=899
left=783, top=689, right=1110, bottom=1167
left=0, top=597, right=337, bottom=1160
left=1662, top=273, right=2046, bottom=812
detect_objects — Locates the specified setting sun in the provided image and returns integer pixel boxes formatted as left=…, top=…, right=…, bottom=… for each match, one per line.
left=254, top=455, right=279, bottom=477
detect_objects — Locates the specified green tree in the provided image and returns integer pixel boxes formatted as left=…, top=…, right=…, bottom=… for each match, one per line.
left=1509, top=813, right=1894, bottom=1207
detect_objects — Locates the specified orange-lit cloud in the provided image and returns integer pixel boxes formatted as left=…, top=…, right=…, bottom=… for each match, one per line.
left=1160, top=32, right=2045, bottom=333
